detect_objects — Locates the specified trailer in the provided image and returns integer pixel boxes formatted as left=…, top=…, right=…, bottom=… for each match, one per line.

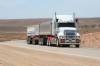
left=27, top=13, right=80, bottom=47
left=27, top=25, right=39, bottom=44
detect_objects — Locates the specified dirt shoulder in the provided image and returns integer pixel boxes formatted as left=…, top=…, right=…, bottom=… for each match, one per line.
left=81, top=32, right=100, bottom=48
left=0, top=44, right=100, bottom=66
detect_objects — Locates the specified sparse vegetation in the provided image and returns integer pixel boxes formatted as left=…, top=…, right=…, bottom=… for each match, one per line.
left=0, top=18, right=100, bottom=48
left=0, top=33, right=26, bottom=42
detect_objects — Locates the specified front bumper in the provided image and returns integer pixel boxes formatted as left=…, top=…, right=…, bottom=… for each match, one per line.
left=59, top=39, right=80, bottom=45
left=59, top=42, right=80, bottom=45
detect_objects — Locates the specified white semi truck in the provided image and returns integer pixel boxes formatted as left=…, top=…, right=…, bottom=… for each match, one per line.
left=27, top=13, right=80, bottom=47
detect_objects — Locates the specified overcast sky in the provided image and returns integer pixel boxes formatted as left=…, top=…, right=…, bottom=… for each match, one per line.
left=0, top=0, right=100, bottom=19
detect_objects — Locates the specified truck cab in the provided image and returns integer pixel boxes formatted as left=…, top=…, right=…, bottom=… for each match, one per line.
left=52, top=15, right=80, bottom=47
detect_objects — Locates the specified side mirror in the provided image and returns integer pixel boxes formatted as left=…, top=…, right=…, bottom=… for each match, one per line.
left=75, top=19, right=78, bottom=22
left=56, top=19, right=59, bottom=22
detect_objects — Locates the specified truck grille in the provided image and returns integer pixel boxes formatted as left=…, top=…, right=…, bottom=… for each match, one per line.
left=66, top=35, right=75, bottom=39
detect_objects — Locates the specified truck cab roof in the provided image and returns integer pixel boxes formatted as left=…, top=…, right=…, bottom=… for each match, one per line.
left=56, top=15, right=74, bottom=23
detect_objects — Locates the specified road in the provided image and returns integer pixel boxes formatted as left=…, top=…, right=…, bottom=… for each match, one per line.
left=0, top=40, right=100, bottom=66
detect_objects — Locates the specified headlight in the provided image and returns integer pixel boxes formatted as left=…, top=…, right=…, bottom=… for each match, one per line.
left=76, top=36, right=80, bottom=39
left=76, top=39, right=80, bottom=43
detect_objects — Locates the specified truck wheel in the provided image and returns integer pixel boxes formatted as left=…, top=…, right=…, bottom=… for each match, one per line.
left=27, top=38, right=32, bottom=44
left=75, top=44, right=80, bottom=48
left=58, top=44, right=61, bottom=47
left=43, top=37, right=47, bottom=45
left=66, top=45, right=70, bottom=47
left=35, top=40, right=39, bottom=45
left=40, top=38, right=44, bottom=46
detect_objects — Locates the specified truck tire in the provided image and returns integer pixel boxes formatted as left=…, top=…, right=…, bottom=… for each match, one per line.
left=66, top=44, right=70, bottom=47
left=75, top=44, right=80, bottom=48
left=43, top=37, right=47, bottom=45
left=34, top=40, right=39, bottom=45
left=27, top=38, right=32, bottom=44
left=40, top=38, right=43, bottom=45
left=58, top=44, right=61, bottom=47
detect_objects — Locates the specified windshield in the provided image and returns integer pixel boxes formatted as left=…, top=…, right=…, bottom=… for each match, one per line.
left=58, top=23, right=75, bottom=27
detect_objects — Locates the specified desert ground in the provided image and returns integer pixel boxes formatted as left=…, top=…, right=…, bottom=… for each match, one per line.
left=0, top=40, right=100, bottom=66
left=0, top=18, right=100, bottom=66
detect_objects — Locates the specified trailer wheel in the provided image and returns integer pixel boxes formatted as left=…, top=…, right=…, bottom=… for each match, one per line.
left=34, top=40, right=39, bottom=45
left=58, top=44, right=61, bottom=47
left=27, top=37, right=32, bottom=44
left=43, top=37, right=47, bottom=45
left=66, top=44, right=70, bottom=47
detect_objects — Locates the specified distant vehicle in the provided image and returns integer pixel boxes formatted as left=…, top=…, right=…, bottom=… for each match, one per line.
left=27, top=13, right=80, bottom=47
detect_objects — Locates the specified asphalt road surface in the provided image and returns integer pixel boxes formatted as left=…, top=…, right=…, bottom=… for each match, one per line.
left=0, top=40, right=100, bottom=66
